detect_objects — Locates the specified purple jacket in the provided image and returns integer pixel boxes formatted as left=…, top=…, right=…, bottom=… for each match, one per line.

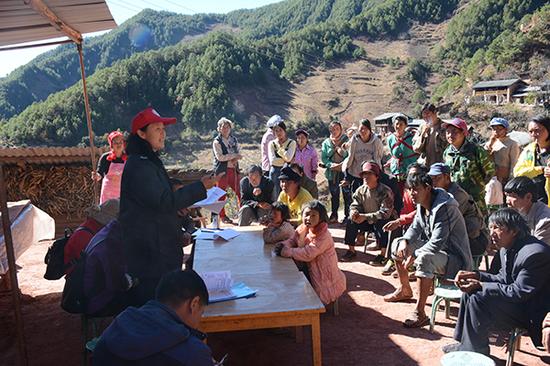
left=83, top=219, right=127, bottom=315
left=294, top=144, right=319, bottom=179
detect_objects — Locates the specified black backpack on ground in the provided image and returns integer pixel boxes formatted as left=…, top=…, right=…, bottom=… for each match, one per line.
left=43, top=227, right=93, bottom=280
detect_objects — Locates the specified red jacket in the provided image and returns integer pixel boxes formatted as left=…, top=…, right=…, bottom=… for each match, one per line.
left=398, top=189, right=416, bottom=226
left=64, top=218, right=103, bottom=273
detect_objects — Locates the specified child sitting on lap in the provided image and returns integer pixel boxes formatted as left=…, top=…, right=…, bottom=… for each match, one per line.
left=275, top=200, right=346, bottom=304
left=262, top=202, right=295, bottom=244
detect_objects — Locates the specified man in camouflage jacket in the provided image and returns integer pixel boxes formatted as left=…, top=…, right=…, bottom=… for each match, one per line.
left=442, top=118, right=495, bottom=212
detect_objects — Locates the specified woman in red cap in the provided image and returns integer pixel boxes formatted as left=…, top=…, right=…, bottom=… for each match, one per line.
left=120, top=107, right=219, bottom=306
left=93, top=130, right=127, bottom=203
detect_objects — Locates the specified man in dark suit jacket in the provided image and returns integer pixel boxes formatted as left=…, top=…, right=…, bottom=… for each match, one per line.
left=443, top=208, right=550, bottom=355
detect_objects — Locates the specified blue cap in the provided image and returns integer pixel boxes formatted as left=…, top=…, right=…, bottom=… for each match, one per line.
left=490, top=117, right=509, bottom=129
left=428, top=163, right=451, bottom=176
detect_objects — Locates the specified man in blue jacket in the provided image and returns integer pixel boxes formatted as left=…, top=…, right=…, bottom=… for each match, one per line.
left=445, top=208, right=550, bottom=355
left=93, top=269, right=214, bottom=365
left=120, top=107, right=219, bottom=306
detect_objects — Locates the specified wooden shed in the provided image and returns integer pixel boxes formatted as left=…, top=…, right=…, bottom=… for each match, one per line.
left=472, top=78, right=527, bottom=104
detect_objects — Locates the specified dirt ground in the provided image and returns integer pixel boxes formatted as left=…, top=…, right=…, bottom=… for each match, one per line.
left=1, top=225, right=549, bottom=366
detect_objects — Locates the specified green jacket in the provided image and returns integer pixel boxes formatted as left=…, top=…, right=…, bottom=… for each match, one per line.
left=321, top=134, right=349, bottom=182
left=443, top=140, right=495, bottom=210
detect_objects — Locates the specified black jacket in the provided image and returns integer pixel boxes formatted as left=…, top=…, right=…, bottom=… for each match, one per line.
left=240, top=175, right=274, bottom=207
left=119, top=135, right=206, bottom=279
left=479, top=235, right=550, bottom=347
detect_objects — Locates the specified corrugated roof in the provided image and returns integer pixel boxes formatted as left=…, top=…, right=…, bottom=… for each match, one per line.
left=0, top=146, right=106, bottom=165
left=0, top=0, right=116, bottom=47
left=472, top=79, right=524, bottom=89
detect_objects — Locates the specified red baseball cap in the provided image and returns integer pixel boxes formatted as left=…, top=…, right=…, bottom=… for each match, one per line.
left=444, top=118, right=469, bottom=136
left=131, top=107, right=177, bottom=134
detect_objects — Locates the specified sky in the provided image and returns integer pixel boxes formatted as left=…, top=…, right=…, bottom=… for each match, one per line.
left=0, top=0, right=281, bottom=77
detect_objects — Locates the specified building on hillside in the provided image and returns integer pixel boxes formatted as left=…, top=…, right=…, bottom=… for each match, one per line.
left=511, top=81, right=550, bottom=107
left=472, top=78, right=528, bottom=104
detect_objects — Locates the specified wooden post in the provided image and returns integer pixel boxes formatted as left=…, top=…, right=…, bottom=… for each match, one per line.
left=77, top=43, right=99, bottom=204
left=0, top=164, right=29, bottom=366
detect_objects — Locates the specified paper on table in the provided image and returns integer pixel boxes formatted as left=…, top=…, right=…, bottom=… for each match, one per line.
left=189, top=187, right=227, bottom=214
left=199, top=271, right=257, bottom=303
left=193, top=228, right=240, bottom=241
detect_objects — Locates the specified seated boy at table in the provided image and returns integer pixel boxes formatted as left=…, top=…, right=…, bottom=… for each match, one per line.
left=275, top=201, right=346, bottom=304
left=93, top=269, right=214, bottom=366
left=262, top=202, right=295, bottom=244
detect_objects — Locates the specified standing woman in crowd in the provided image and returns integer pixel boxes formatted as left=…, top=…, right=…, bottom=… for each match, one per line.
left=293, top=129, right=319, bottom=180
left=213, top=117, right=242, bottom=224
left=484, top=117, right=520, bottom=186
left=514, top=115, right=550, bottom=204
left=268, top=119, right=297, bottom=199
left=261, top=115, right=280, bottom=176
left=321, top=120, right=350, bottom=223
left=93, top=131, right=127, bottom=203
left=120, top=107, right=219, bottom=306
left=342, top=118, right=385, bottom=193
left=387, top=114, right=418, bottom=195
left=413, top=103, right=448, bottom=167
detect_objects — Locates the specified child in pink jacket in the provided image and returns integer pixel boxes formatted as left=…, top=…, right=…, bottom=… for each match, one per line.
left=275, top=200, right=346, bottom=304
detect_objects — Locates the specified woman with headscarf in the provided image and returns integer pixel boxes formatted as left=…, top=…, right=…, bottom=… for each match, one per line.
left=93, top=131, right=127, bottom=203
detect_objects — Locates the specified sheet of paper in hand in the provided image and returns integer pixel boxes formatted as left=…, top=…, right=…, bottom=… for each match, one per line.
left=199, top=271, right=257, bottom=303
left=189, top=187, right=227, bottom=214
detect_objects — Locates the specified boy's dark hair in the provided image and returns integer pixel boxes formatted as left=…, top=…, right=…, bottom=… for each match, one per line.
left=488, top=208, right=530, bottom=240
left=271, top=201, right=291, bottom=222
left=359, top=118, right=372, bottom=130
left=272, top=120, right=287, bottom=131
left=532, top=115, right=550, bottom=142
left=406, top=170, right=433, bottom=188
left=156, top=270, right=209, bottom=306
left=421, top=103, right=437, bottom=114
left=248, top=165, right=263, bottom=175
left=407, top=163, right=428, bottom=176
left=504, top=177, right=537, bottom=202
left=302, top=200, right=329, bottom=223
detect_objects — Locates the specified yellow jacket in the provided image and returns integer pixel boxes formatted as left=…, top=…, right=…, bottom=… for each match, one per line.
left=513, top=142, right=550, bottom=206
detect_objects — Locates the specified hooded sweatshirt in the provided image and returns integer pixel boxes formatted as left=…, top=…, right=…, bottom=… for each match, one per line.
left=93, top=300, right=213, bottom=366
left=403, top=188, right=473, bottom=278
left=342, top=133, right=385, bottom=179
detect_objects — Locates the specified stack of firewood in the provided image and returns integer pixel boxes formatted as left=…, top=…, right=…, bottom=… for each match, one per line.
left=4, top=165, right=95, bottom=219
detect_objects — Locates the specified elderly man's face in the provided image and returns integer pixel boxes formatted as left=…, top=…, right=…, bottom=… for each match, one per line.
left=489, top=223, right=517, bottom=250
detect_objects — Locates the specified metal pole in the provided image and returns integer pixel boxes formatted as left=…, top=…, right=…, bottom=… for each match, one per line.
left=77, top=42, right=99, bottom=204
left=0, top=164, right=29, bottom=366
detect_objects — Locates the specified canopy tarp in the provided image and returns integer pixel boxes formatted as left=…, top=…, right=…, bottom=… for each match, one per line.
left=0, top=0, right=116, bottom=48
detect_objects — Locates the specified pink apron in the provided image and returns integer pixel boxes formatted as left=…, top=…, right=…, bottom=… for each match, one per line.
left=100, top=161, right=125, bottom=203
